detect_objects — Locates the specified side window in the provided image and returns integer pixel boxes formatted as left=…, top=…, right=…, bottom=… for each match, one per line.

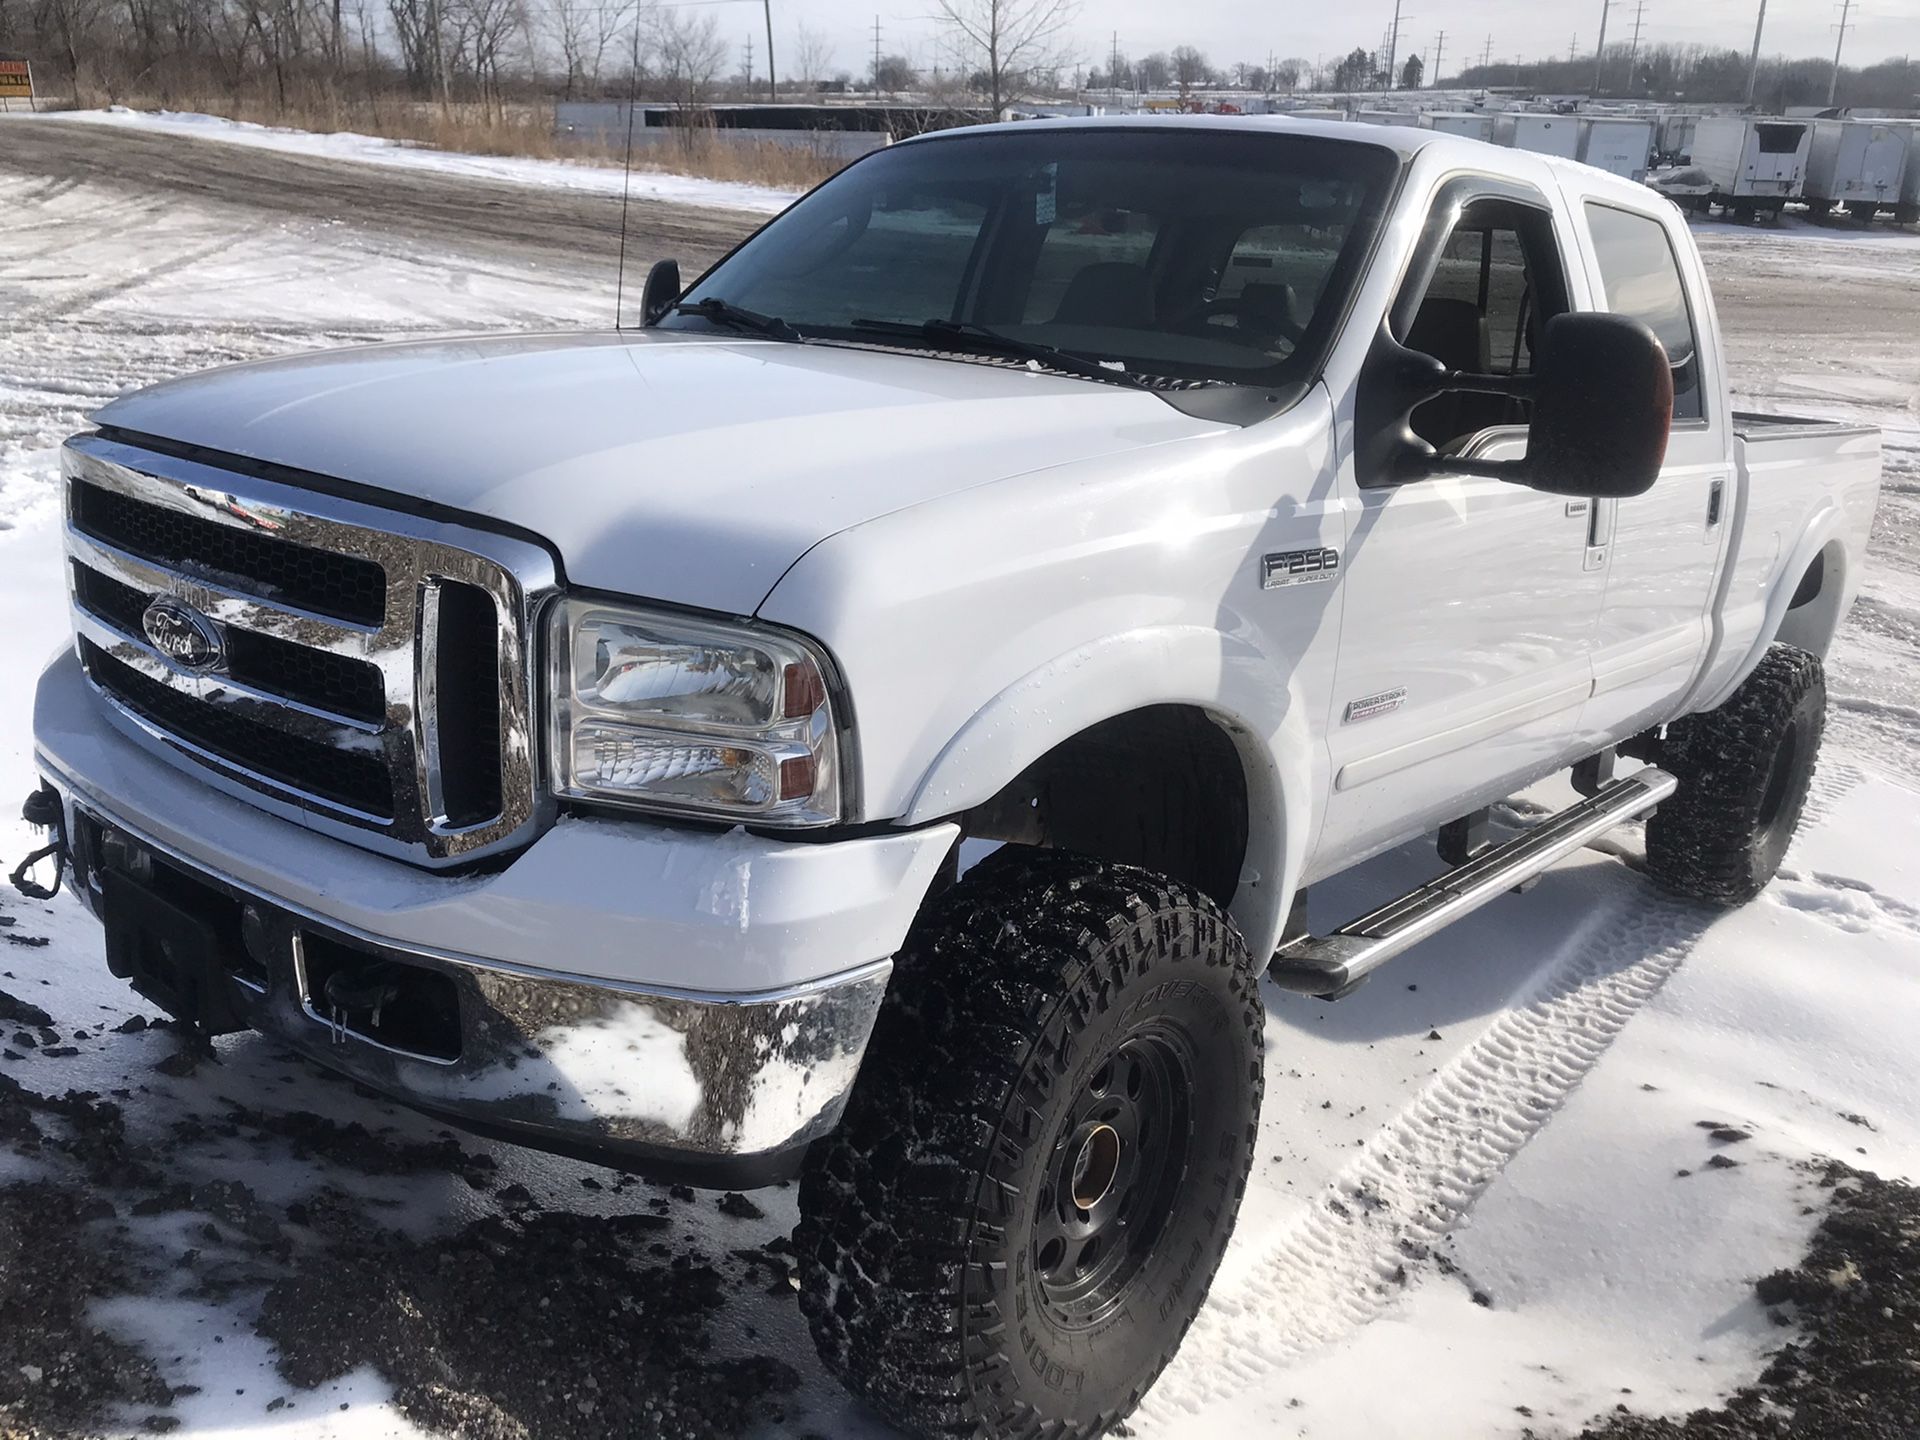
left=1583, top=203, right=1705, bottom=422
left=1395, top=197, right=1572, bottom=452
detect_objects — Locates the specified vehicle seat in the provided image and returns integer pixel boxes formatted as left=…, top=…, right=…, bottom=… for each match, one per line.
left=1405, top=295, right=1507, bottom=450
left=1052, top=262, right=1155, bottom=328
left=1236, top=281, right=1304, bottom=335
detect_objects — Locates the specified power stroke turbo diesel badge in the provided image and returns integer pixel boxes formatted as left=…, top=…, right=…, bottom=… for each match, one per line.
left=141, top=597, right=225, bottom=673
left=1261, top=547, right=1340, bottom=589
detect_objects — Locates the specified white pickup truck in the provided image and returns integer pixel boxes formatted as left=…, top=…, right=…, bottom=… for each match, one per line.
left=22, top=117, right=1881, bottom=1436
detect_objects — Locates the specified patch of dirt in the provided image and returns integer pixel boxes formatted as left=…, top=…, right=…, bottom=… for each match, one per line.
left=0, top=1181, right=175, bottom=1438
left=255, top=1207, right=801, bottom=1440
left=1577, top=1164, right=1920, bottom=1439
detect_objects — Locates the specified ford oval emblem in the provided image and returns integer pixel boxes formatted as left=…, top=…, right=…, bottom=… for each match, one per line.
left=141, top=597, right=225, bottom=673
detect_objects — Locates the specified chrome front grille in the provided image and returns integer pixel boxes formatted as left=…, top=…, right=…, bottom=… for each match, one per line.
left=61, top=434, right=557, bottom=866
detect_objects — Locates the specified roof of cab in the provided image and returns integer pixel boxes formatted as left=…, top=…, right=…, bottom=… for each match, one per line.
left=897, top=111, right=1668, bottom=211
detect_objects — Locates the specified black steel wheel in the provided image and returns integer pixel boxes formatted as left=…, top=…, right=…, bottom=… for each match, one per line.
left=796, top=847, right=1264, bottom=1439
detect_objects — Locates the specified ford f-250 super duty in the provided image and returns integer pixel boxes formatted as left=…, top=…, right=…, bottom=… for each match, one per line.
left=19, top=117, right=1881, bottom=1436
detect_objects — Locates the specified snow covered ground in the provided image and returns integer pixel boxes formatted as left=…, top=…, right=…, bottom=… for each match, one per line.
left=23, top=107, right=802, bottom=215
left=2, top=140, right=1919, bottom=1440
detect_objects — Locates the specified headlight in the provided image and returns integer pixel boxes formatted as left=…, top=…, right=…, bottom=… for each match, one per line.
left=546, top=598, right=845, bottom=826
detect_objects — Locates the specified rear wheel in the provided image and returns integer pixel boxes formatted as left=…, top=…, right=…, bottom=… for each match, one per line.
left=1646, top=644, right=1826, bottom=905
left=797, top=847, right=1264, bottom=1439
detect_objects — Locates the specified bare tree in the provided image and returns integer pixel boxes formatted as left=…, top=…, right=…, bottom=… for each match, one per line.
left=791, top=20, right=831, bottom=87
left=1170, top=44, right=1208, bottom=101
left=547, top=0, right=626, bottom=97
left=1275, top=57, right=1306, bottom=91
left=649, top=1, right=724, bottom=133
left=1135, top=50, right=1170, bottom=89
left=929, top=0, right=1077, bottom=118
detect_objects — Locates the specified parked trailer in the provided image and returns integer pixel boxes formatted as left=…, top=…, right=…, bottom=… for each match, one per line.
left=1894, top=122, right=1920, bottom=224
left=1421, top=111, right=1495, bottom=142
left=1493, top=111, right=1581, bottom=160
left=1802, top=118, right=1910, bottom=220
left=1656, top=112, right=1699, bottom=165
left=1688, top=115, right=1811, bottom=221
left=1578, top=116, right=1655, bottom=182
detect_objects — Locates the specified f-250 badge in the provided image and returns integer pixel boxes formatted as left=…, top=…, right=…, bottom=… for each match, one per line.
left=1261, top=547, right=1340, bottom=589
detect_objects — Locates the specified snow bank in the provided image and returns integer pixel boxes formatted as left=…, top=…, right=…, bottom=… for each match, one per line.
left=17, top=106, right=803, bottom=215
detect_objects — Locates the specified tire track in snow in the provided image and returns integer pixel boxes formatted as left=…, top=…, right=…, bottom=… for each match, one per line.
left=1139, top=763, right=1865, bottom=1423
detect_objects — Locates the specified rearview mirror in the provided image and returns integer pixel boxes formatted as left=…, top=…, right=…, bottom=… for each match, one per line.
left=640, top=258, right=682, bottom=327
left=1356, top=311, right=1673, bottom=498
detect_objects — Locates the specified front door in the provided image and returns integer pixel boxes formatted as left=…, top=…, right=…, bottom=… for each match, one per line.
left=1315, top=187, right=1609, bottom=871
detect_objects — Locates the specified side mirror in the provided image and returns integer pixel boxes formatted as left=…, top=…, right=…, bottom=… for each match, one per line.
left=1357, top=311, right=1672, bottom=499
left=640, top=258, right=681, bottom=326
left=1524, top=312, right=1673, bottom=499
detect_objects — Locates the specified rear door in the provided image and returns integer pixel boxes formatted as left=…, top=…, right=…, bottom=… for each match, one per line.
left=1564, top=194, right=1732, bottom=744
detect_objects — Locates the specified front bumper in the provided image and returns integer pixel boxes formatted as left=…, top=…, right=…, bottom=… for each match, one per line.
left=34, top=650, right=957, bottom=1184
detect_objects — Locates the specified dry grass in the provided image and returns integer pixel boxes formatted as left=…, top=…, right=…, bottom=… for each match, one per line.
left=89, top=91, right=845, bottom=192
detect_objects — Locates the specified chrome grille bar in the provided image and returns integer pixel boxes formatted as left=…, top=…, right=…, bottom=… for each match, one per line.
left=62, top=435, right=558, bottom=866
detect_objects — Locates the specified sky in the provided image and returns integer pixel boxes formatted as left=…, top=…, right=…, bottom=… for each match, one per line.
left=725, top=0, right=1918, bottom=83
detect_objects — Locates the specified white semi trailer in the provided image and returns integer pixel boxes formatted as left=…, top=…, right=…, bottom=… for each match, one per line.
left=1802, top=118, right=1910, bottom=220
left=1577, top=116, right=1655, bottom=182
left=1493, top=111, right=1581, bottom=160
left=1421, top=111, right=1495, bottom=142
left=1689, top=115, right=1811, bottom=221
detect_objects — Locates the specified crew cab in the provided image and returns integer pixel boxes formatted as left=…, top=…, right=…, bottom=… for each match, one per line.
left=22, top=117, right=1880, bottom=1437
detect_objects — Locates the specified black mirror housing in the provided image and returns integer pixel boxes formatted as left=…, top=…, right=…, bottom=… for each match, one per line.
left=640, top=259, right=682, bottom=327
left=1357, top=310, right=1673, bottom=499
left=1523, top=312, right=1672, bottom=499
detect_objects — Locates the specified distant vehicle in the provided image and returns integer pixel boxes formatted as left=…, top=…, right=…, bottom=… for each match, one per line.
left=1802, top=118, right=1910, bottom=221
left=1578, top=115, right=1655, bottom=183
left=1494, top=110, right=1582, bottom=160
left=1688, top=115, right=1812, bottom=221
left=25, top=117, right=1881, bottom=1440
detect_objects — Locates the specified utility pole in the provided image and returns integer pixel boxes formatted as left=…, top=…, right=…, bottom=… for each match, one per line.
left=1110, top=29, right=1120, bottom=107
left=1481, top=34, right=1493, bottom=72
left=871, top=14, right=882, bottom=93
left=1386, top=0, right=1405, bottom=90
left=1592, top=0, right=1613, bottom=95
left=1570, top=34, right=1578, bottom=64
left=743, top=31, right=754, bottom=87
left=1432, top=30, right=1446, bottom=85
left=1828, top=0, right=1853, bottom=106
left=1744, top=0, right=1768, bottom=106
left=764, top=0, right=777, bottom=102
left=1626, top=1, right=1646, bottom=94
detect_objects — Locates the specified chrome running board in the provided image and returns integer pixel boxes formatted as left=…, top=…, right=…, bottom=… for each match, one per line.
left=1268, top=768, right=1679, bottom=998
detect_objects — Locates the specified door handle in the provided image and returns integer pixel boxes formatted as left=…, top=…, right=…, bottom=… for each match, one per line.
left=1583, top=497, right=1615, bottom=571
left=1706, top=479, right=1725, bottom=528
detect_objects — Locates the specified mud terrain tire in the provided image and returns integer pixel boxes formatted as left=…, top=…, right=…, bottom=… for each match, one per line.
left=796, top=847, right=1264, bottom=1439
left=1647, top=644, right=1826, bottom=906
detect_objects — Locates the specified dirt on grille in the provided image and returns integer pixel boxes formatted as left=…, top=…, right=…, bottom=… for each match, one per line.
left=1575, top=1165, right=1920, bottom=1440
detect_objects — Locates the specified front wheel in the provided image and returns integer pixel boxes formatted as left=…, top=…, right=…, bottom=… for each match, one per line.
left=797, top=847, right=1264, bottom=1439
left=1647, top=644, right=1826, bottom=905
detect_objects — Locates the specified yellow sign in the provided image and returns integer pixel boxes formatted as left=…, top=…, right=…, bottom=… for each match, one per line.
left=0, top=60, right=33, bottom=102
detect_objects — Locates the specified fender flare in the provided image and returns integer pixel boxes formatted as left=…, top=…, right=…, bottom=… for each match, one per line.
left=1696, top=501, right=1846, bottom=713
left=901, top=625, right=1319, bottom=962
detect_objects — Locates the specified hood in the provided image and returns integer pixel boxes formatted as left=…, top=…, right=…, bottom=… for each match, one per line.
left=94, top=331, right=1224, bottom=615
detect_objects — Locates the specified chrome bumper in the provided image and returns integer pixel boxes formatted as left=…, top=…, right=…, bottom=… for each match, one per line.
left=47, top=782, right=893, bottom=1187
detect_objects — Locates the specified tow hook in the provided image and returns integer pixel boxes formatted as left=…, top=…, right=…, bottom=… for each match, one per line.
left=322, top=963, right=403, bottom=1046
left=9, top=786, right=68, bottom=901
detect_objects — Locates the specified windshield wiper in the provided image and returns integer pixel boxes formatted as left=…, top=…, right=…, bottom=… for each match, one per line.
left=848, top=317, right=1161, bottom=391
left=673, top=297, right=800, bottom=342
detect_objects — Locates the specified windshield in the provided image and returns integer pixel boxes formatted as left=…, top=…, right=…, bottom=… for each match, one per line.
left=663, top=126, right=1401, bottom=392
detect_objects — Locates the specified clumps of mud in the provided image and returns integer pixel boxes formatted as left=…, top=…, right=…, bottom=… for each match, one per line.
left=0, top=972, right=803, bottom=1440
left=1579, top=1165, right=1920, bottom=1438
left=0, top=1181, right=176, bottom=1437
left=256, top=1207, right=800, bottom=1440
